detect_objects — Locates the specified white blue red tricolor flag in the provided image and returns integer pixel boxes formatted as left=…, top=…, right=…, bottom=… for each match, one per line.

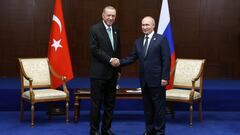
left=157, top=0, right=176, bottom=89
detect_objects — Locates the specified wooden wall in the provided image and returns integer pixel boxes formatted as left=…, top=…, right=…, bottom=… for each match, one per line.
left=0, top=0, right=239, bottom=79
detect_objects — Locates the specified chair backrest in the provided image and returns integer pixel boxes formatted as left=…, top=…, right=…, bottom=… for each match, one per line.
left=19, top=58, right=51, bottom=88
left=173, top=58, right=205, bottom=89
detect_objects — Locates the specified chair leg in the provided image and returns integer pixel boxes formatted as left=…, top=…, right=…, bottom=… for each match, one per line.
left=189, top=104, right=193, bottom=128
left=66, top=101, right=69, bottom=124
left=31, top=103, right=35, bottom=127
left=198, top=100, right=203, bottom=121
left=20, top=98, right=24, bottom=121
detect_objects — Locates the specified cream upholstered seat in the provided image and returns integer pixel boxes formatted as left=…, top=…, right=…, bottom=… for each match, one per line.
left=167, top=89, right=201, bottom=100
left=166, top=58, right=205, bottom=127
left=22, top=89, right=67, bottom=100
left=18, top=58, right=69, bottom=127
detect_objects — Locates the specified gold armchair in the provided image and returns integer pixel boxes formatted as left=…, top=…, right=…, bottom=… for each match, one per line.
left=18, top=58, right=69, bottom=127
left=166, top=58, right=205, bottom=127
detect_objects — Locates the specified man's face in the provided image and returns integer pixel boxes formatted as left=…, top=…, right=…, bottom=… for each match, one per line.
left=141, top=17, right=155, bottom=35
left=102, top=8, right=116, bottom=26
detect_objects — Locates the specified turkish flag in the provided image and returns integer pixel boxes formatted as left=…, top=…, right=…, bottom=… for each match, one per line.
left=48, top=0, right=73, bottom=88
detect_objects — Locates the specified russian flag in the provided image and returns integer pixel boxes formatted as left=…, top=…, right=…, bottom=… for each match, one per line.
left=157, top=0, right=176, bottom=89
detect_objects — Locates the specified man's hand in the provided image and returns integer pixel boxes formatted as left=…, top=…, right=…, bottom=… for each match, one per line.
left=161, top=80, right=168, bottom=86
left=110, top=58, right=120, bottom=67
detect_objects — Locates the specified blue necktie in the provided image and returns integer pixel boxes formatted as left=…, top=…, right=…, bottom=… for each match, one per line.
left=107, top=27, right=114, bottom=50
left=143, top=36, right=149, bottom=57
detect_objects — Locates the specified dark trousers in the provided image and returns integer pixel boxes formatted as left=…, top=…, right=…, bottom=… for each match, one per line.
left=90, top=77, right=117, bottom=132
left=142, top=83, right=166, bottom=135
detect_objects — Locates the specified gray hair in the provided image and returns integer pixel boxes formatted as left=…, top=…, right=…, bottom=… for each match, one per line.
left=103, top=6, right=116, bottom=14
left=142, top=16, right=155, bottom=26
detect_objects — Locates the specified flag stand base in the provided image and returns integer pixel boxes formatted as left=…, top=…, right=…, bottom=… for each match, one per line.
left=166, top=102, right=175, bottom=117
left=47, top=104, right=65, bottom=116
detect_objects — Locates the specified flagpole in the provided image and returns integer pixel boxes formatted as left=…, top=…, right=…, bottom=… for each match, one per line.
left=47, top=0, right=73, bottom=117
left=157, top=0, right=176, bottom=116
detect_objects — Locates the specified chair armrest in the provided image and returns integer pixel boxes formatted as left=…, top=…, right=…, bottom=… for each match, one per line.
left=49, top=65, right=65, bottom=80
left=21, top=69, right=32, bottom=81
left=190, top=79, right=198, bottom=102
left=19, top=67, right=35, bottom=101
left=191, top=61, right=204, bottom=82
left=48, top=63, right=69, bottom=100
left=189, top=88, right=195, bottom=102
left=191, top=72, right=201, bottom=82
left=49, top=65, right=69, bottom=99
left=190, top=62, right=204, bottom=100
left=25, top=78, right=35, bottom=102
left=62, top=76, right=70, bottom=100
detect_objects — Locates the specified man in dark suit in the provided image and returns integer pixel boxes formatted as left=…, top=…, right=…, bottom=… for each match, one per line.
left=114, top=16, right=170, bottom=135
left=88, top=6, right=120, bottom=135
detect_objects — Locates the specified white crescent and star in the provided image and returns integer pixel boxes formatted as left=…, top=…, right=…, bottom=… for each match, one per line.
left=51, top=15, right=63, bottom=51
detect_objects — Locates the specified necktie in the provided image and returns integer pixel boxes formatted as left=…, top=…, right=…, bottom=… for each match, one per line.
left=107, top=27, right=114, bottom=50
left=143, top=36, right=149, bottom=57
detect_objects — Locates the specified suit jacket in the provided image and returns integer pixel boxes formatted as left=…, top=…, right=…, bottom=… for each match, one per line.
left=120, top=33, right=170, bottom=87
left=89, top=21, right=121, bottom=79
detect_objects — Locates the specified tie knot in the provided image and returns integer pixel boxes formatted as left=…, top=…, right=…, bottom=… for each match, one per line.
left=107, top=27, right=111, bottom=31
left=145, top=36, right=149, bottom=39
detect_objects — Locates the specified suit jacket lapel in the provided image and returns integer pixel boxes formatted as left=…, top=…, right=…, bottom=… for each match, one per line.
left=139, top=37, right=145, bottom=59
left=100, top=22, right=113, bottom=50
left=145, top=33, right=157, bottom=58
left=112, top=26, right=117, bottom=51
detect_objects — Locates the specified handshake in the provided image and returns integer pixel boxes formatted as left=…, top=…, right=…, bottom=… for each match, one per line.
left=110, top=58, right=120, bottom=67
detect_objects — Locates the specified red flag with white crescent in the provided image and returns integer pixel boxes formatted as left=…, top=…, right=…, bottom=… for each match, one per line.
left=48, top=0, right=73, bottom=88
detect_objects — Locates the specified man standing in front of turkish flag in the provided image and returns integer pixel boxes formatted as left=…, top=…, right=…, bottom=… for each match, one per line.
left=88, top=6, right=121, bottom=135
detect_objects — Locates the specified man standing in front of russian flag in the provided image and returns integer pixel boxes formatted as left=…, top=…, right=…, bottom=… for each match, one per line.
left=118, top=16, right=171, bottom=135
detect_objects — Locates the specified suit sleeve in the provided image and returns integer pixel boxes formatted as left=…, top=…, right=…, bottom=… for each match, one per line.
left=120, top=41, right=138, bottom=66
left=116, top=28, right=121, bottom=73
left=161, top=37, right=171, bottom=80
left=89, top=26, right=112, bottom=64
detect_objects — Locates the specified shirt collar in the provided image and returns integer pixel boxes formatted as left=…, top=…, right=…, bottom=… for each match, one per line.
left=103, top=21, right=112, bottom=30
left=145, top=31, right=154, bottom=39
